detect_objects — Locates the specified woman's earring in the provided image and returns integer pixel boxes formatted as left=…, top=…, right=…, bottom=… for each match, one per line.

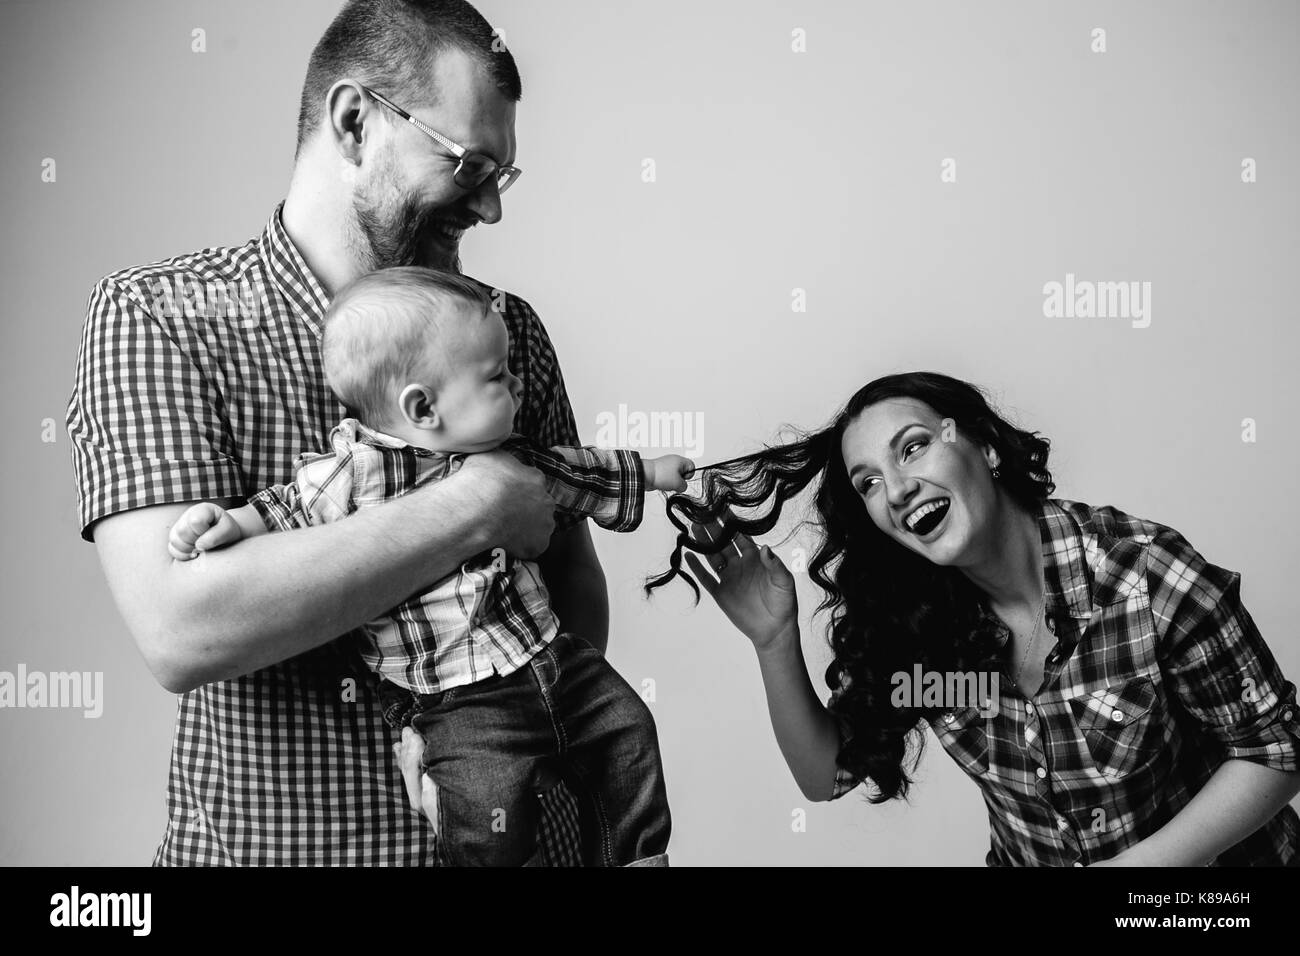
left=991, top=467, right=1001, bottom=479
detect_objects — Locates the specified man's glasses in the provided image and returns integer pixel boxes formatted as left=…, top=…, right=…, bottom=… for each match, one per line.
left=361, top=85, right=522, bottom=195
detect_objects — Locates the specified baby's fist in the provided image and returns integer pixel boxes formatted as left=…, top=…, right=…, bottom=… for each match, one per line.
left=647, top=454, right=696, bottom=493
left=168, top=502, right=242, bottom=561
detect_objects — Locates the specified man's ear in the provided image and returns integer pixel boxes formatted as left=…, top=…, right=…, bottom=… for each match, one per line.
left=324, top=78, right=373, bottom=169
left=983, top=444, right=1002, bottom=471
left=397, top=383, right=439, bottom=430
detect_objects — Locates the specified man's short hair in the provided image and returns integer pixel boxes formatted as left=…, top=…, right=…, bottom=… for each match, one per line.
left=296, top=0, right=522, bottom=159
left=322, top=266, right=492, bottom=426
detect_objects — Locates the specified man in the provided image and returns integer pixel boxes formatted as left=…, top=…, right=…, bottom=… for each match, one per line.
left=68, top=0, right=610, bottom=865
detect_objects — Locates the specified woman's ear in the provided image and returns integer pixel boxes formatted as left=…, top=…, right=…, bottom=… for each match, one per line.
left=983, top=444, right=1002, bottom=472
left=397, top=383, right=439, bottom=430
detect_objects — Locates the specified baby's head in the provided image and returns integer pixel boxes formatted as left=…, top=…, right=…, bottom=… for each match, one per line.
left=322, top=266, right=523, bottom=452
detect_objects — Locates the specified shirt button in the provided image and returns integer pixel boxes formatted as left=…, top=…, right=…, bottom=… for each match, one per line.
left=1111, top=709, right=1124, bottom=722
left=1072, top=862, right=1084, bottom=868
left=945, top=713, right=956, bottom=724
left=1025, top=703, right=1035, bottom=716
left=1036, top=766, right=1047, bottom=779
left=1056, top=816, right=1069, bottom=830
left=1284, top=708, right=1294, bottom=721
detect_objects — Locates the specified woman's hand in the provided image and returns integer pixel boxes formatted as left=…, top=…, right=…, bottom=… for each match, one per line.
left=683, top=516, right=798, bottom=652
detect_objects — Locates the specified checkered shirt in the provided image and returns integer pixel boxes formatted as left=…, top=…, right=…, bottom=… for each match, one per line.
left=247, top=418, right=644, bottom=694
left=67, top=201, right=587, bottom=865
left=829, top=499, right=1300, bottom=867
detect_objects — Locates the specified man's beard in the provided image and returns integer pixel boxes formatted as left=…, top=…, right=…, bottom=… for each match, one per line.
left=351, top=155, right=462, bottom=272
left=352, top=189, right=458, bottom=271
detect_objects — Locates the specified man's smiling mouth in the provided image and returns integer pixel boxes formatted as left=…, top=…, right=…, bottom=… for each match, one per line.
left=433, top=222, right=470, bottom=242
left=904, top=498, right=951, bottom=536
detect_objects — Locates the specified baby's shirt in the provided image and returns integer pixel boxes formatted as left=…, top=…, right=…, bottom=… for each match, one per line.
left=248, top=418, right=645, bottom=694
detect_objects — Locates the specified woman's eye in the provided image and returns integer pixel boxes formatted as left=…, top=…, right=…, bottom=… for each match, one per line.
left=860, top=476, right=880, bottom=494
left=902, top=439, right=927, bottom=460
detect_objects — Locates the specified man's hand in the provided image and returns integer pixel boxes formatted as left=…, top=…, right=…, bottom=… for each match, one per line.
left=457, top=450, right=557, bottom=558
left=395, top=726, right=439, bottom=834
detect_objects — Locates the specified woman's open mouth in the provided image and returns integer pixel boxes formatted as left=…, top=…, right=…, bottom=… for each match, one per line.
left=904, top=498, right=951, bottom=538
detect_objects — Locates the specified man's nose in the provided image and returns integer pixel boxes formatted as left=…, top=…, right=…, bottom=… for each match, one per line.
left=466, top=178, right=503, bottom=225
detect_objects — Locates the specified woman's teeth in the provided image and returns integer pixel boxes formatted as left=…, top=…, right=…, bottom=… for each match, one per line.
left=905, top=498, right=951, bottom=535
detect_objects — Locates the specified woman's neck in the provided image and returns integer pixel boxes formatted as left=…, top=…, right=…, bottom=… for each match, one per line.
left=959, top=498, right=1043, bottom=613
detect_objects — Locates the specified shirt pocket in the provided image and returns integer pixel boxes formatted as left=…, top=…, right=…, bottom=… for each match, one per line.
left=1068, top=677, right=1161, bottom=779
left=934, top=706, right=990, bottom=777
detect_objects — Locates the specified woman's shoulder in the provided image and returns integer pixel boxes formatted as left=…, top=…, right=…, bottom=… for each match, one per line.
left=1046, top=498, right=1234, bottom=604
left=1046, top=498, right=1174, bottom=545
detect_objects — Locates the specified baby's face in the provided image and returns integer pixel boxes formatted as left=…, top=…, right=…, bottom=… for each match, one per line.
left=428, top=309, right=523, bottom=451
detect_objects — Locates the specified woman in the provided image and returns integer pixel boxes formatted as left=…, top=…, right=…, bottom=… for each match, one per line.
left=649, top=372, right=1300, bottom=866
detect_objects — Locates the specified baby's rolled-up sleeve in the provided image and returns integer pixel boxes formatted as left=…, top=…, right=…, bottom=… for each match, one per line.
left=247, top=481, right=308, bottom=532
left=1148, top=529, right=1300, bottom=771
left=246, top=451, right=354, bottom=531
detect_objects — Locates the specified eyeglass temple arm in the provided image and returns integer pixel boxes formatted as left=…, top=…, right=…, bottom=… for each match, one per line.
left=363, top=85, right=465, bottom=157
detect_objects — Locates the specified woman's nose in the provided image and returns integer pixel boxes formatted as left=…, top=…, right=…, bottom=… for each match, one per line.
left=884, top=471, right=918, bottom=507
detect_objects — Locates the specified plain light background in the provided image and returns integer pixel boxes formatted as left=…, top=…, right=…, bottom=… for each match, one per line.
left=2, top=0, right=1297, bottom=865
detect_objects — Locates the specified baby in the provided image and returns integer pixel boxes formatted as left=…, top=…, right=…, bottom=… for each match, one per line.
left=168, top=267, right=692, bottom=866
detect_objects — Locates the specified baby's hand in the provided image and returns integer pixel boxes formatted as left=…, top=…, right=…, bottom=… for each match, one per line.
left=644, top=454, right=696, bottom=493
left=168, top=502, right=247, bottom=560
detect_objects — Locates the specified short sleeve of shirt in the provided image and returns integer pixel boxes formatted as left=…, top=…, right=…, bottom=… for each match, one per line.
left=67, top=275, right=243, bottom=541
left=1148, top=528, right=1300, bottom=771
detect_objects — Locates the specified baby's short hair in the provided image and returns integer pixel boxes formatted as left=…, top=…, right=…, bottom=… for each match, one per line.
left=322, top=266, right=492, bottom=426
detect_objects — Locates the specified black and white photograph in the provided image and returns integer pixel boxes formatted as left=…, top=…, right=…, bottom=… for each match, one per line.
left=2, top=0, right=1298, bottom=934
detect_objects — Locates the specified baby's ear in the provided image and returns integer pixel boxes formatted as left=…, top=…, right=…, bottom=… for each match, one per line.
left=397, top=383, right=439, bottom=428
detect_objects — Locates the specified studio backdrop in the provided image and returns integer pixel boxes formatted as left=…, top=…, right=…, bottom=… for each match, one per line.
left=1, top=0, right=1297, bottom=865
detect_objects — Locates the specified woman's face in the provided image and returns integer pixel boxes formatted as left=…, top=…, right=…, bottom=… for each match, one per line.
left=840, top=397, right=1001, bottom=567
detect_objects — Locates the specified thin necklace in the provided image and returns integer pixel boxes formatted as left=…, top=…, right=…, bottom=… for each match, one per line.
left=1011, top=583, right=1048, bottom=693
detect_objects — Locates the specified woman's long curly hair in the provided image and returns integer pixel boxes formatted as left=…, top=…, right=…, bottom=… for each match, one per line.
left=646, top=372, right=1055, bottom=802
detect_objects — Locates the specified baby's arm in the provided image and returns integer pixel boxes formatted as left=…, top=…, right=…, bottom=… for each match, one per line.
left=499, top=438, right=695, bottom=532
left=168, top=501, right=269, bottom=561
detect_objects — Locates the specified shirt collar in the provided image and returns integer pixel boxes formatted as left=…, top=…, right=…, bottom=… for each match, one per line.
left=331, top=418, right=454, bottom=459
left=1036, top=499, right=1095, bottom=624
left=260, top=199, right=331, bottom=337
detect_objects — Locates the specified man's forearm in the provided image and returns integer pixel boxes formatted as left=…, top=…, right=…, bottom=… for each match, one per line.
left=538, top=522, right=609, bottom=652
left=135, top=480, right=495, bottom=691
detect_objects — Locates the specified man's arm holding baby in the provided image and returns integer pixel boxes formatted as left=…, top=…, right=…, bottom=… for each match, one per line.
left=94, top=451, right=557, bottom=694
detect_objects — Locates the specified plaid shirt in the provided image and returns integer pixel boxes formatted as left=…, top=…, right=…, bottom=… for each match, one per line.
left=66, top=201, right=586, bottom=865
left=247, top=418, right=644, bottom=694
left=830, top=499, right=1300, bottom=867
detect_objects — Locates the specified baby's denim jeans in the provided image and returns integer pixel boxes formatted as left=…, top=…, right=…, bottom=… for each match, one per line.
left=379, top=631, right=671, bottom=867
